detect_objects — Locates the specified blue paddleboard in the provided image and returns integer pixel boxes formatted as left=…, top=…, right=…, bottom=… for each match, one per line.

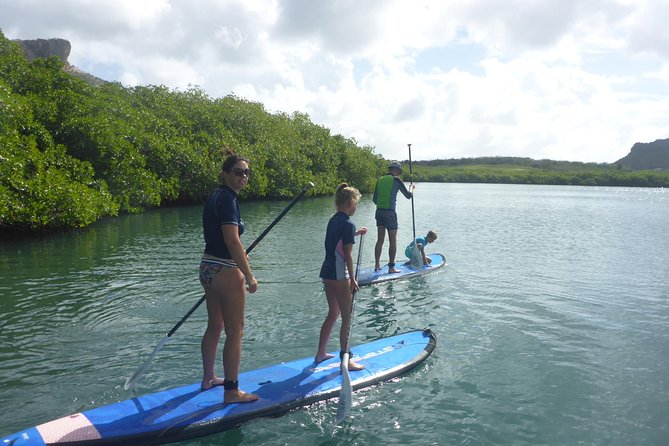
left=357, top=253, right=446, bottom=286
left=2, top=329, right=436, bottom=446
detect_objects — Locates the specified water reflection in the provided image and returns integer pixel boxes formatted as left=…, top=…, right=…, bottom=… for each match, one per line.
left=360, top=283, right=399, bottom=336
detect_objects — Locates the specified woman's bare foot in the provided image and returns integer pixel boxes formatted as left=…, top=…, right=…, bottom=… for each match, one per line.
left=201, top=377, right=225, bottom=391
left=348, top=360, right=365, bottom=371
left=315, top=353, right=335, bottom=364
left=388, top=267, right=400, bottom=273
left=224, top=389, right=259, bottom=404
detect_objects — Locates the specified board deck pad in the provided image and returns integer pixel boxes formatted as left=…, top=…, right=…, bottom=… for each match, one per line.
left=357, top=253, right=446, bottom=286
left=2, top=329, right=436, bottom=446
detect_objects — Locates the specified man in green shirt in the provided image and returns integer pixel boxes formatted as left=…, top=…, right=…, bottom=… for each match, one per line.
left=372, top=161, right=414, bottom=273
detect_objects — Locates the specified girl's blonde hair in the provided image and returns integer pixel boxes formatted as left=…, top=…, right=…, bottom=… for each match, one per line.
left=335, top=183, right=361, bottom=208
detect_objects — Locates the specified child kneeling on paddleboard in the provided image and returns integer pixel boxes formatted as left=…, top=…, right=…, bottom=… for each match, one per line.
left=405, top=230, right=437, bottom=266
left=315, top=183, right=368, bottom=371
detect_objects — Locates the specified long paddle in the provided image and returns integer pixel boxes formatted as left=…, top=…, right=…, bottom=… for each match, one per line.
left=408, top=144, right=423, bottom=268
left=124, top=182, right=315, bottom=390
left=336, top=233, right=365, bottom=423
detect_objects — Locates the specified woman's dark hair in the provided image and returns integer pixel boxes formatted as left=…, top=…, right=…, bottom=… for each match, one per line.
left=219, top=149, right=249, bottom=183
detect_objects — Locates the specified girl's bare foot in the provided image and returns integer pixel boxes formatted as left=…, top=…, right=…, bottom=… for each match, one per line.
left=348, top=360, right=365, bottom=371
left=224, top=389, right=259, bottom=404
left=315, top=353, right=335, bottom=364
left=388, top=267, right=400, bottom=273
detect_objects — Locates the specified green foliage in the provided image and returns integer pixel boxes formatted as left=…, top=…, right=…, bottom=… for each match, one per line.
left=0, top=104, right=118, bottom=230
left=0, top=30, right=384, bottom=232
left=6, top=27, right=663, bottom=233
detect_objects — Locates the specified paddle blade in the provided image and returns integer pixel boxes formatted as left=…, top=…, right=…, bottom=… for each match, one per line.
left=336, top=353, right=352, bottom=423
left=124, top=335, right=171, bottom=390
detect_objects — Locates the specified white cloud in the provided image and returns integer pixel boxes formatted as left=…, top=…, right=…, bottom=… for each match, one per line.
left=628, top=0, right=669, bottom=59
left=1, top=0, right=668, bottom=163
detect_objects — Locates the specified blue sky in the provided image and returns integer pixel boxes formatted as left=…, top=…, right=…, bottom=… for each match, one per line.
left=2, top=0, right=668, bottom=163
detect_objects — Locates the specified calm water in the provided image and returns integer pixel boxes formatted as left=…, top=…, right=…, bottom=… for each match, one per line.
left=1, top=183, right=668, bottom=445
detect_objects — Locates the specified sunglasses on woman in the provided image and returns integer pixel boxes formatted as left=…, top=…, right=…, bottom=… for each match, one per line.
left=232, top=168, right=251, bottom=177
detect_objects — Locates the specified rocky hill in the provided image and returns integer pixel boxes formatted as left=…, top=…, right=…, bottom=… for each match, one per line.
left=615, top=138, right=669, bottom=170
left=13, top=37, right=107, bottom=86
left=14, top=37, right=71, bottom=63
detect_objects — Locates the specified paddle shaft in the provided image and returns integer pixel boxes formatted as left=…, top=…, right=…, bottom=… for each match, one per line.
left=408, top=144, right=422, bottom=267
left=336, top=233, right=365, bottom=423
left=409, top=143, right=417, bottom=241
left=125, top=182, right=314, bottom=389
left=344, top=233, right=364, bottom=352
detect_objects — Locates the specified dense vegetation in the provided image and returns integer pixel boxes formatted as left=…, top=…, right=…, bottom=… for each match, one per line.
left=0, top=31, right=385, bottom=232
left=407, top=157, right=669, bottom=187
left=2, top=31, right=667, bottom=233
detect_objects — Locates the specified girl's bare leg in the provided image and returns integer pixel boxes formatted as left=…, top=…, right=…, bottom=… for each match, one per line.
left=315, top=280, right=340, bottom=363
left=334, top=280, right=365, bottom=371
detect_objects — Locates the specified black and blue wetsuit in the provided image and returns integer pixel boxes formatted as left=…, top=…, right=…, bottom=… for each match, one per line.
left=319, top=211, right=356, bottom=281
left=200, top=185, right=245, bottom=285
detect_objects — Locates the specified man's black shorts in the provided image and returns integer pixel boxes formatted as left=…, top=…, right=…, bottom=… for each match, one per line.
left=375, top=208, right=398, bottom=230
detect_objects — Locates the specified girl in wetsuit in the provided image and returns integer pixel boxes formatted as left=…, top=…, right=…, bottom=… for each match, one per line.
left=315, top=183, right=368, bottom=370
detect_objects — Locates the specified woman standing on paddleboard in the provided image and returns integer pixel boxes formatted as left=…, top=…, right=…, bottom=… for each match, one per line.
left=199, top=149, right=259, bottom=403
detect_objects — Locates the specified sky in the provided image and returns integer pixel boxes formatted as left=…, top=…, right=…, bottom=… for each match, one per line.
left=2, top=0, right=669, bottom=163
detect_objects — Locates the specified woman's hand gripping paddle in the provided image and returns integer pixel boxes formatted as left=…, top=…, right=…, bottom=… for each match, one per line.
left=124, top=182, right=314, bottom=390
left=336, top=233, right=365, bottom=423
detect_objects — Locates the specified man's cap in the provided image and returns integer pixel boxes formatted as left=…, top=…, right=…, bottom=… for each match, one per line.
left=388, top=161, right=403, bottom=172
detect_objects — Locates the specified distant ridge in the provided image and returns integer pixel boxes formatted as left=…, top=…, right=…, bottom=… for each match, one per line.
left=615, top=138, right=669, bottom=170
